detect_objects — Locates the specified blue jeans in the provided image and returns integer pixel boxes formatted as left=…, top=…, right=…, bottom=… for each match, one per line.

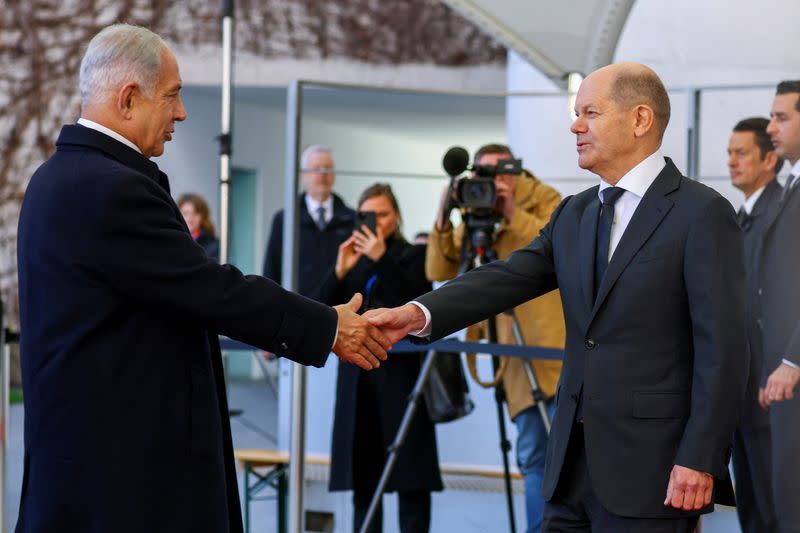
left=514, top=401, right=555, bottom=533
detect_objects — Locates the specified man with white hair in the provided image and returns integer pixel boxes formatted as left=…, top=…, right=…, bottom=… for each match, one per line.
left=17, top=24, right=390, bottom=533
left=263, top=144, right=356, bottom=303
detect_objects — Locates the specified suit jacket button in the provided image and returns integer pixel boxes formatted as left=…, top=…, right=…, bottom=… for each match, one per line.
left=758, top=288, right=763, bottom=296
left=280, top=342, right=289, bottom=351
left=584, top=339, right=596, bottom=350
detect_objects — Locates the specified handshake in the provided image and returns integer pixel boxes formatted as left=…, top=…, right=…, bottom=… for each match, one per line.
left=331, top=295, right=428, bottom=370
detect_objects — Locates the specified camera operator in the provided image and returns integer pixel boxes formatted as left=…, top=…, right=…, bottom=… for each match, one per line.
left=427, top=143, right=565, bottom=533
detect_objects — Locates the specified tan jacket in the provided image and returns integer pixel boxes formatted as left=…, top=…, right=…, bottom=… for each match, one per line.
left=426, top=172, right=565, bottom=420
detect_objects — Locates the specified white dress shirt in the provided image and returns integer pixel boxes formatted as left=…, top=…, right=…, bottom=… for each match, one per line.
left=411, top=150, right=667, bottom=337
left=77, top=118, right=142, bottom=154
left=305, top=195, right=334, bottom=225
left=789, top=160, right=800, bottom=186
left=597, top=150, right=666, bottom=261
left=741, top=185, right=766, bottom=215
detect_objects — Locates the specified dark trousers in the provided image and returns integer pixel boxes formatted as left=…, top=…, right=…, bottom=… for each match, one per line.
left=732, top=424, right=776, bottom=533
left=353, top=489, right=431, bottom=533
left=352, top=375, right=431, bottom=533
left=769, top=396, right=800, bottom=533
left=543, top=423, right=699, bottom=533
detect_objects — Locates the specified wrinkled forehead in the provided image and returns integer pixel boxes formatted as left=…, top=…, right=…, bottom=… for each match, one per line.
left=729, top=131, right=757, bottom=149
left=575, top=70, right=614, bottom=107
left=306, top=151, right=334, bottom=168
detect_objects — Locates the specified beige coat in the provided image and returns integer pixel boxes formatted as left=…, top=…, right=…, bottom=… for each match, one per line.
left=426, top=172, right=565, bottom=420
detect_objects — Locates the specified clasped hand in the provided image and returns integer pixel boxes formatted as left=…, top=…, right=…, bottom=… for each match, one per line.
left=363, top=303, right=427, bottom=344
left=332, top=293, right=391, bottom=370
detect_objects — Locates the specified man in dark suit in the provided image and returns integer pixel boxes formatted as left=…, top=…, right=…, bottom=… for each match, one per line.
left=263, top=145, right=355, bottom=303
left=16, top=24, right=390, bottom=533
left=759, top=80, right=800, bottom=533
left=727, top=117, right=782, bottom=533
left=367, top=62, right=748, bottom=532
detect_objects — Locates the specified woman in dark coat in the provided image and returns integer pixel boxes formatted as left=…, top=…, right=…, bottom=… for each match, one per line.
left=322, top=183, right=442, bottom=533
left=178, top=192, right=220, bottom=262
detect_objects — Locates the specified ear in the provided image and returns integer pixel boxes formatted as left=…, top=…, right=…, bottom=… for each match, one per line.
left=764, top=150, right=779, bottom=173
left=116, top=83, right=138, bottom=119
left=632, top=104, right=655, bottom=138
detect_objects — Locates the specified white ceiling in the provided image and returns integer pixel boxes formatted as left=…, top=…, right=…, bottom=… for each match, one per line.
left=443, top=0, right=636, bottom=86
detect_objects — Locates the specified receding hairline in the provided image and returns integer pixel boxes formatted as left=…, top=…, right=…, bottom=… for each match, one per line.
left=606, top=65, right=671, bottom=138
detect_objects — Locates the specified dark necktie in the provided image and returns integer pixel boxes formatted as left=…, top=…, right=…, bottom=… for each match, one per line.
left=594, top=187, right=626, bottom=299
left=737, top=206, right=753, bottom=231
left=782, top=174, right=797, bottom=203
left=315, top=206, right=327, bottom=230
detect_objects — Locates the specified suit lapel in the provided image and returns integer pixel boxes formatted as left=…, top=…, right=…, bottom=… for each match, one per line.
left=764, top=179, right=799, bottom=235
left=590, top=162, right=679, bottom=318
left=579, top=196, right=600, bottom=312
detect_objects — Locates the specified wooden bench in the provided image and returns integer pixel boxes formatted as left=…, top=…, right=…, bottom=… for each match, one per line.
left=235, top=448, right=522, bottom=533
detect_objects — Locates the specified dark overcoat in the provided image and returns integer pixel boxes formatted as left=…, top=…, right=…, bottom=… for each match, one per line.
left=16, top=125, right=337, bottom=533
left=263, top=193, right=354, bottom=303
left=322, top=237, right=443, bottom=492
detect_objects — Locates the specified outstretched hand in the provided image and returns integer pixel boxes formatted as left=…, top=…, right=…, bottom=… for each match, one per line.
left=365, top=303, right=427, bottom=344
left=332, top=293, right=391, bottom=370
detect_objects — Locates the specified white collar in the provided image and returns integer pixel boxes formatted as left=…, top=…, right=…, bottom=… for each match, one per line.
left=305, top=194, right=333, bottom=214
left=77, top=118, right=142, bottom=155
left=742, top=185, right=767, bottom=215
left=790, top=160, right=800, bottom=181
left=598, top=150, right=666, bottom=200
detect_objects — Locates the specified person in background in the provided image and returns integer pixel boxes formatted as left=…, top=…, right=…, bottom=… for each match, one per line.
left=323, top=183, right=442, bottom=533
left=178, top=192, right=220, bottom=262
left=758, top=80, right=800, bottom=533
left=426, top=143, right=564, bottom=533
left=263, top=145, right=354, bottom=302
left=727, top=116, right=782, bottom=533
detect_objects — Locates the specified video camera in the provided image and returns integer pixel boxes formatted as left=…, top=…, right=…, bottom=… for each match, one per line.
left=442, top=146, right=522, bottom=214
left=441, top=146, right=523, bottom=262
left=456, top=158, right=522, bottom=213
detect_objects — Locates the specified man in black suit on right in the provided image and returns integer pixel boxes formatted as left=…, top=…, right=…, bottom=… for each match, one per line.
left=367, top=62, right=748, bottom=532
left=727, top=117, right=782, bottom=533
left=759, top=80, right=800, bottom=533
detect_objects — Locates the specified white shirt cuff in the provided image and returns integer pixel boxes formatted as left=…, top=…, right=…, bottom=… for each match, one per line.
left=331, top=321, right=339, bottom=351
left=408, top=301, right=432, bottom=338
left=782, top=358, right=800, bottom=370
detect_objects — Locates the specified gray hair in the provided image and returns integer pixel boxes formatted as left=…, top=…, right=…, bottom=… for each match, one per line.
left=301, top=145, right=333, bottom=170
left=79, top=24, right=167, bottom=107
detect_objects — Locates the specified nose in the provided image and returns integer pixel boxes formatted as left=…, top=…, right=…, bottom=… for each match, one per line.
left=175, top=95, right=187, bottom=122
left=570, top=115, right=584, bottom=134
left=728, top=154, right=736, bottom=168
left=766, top=117, right=777, bottom=135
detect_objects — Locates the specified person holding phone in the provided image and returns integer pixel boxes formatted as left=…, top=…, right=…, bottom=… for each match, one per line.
left=322, top=183, right=442, bottom=533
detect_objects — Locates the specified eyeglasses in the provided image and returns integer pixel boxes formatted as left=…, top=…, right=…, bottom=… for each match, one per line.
left=302, top=167, right=335, bottom=174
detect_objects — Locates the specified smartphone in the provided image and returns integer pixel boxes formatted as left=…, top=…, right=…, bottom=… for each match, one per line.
left=354, top=211, right=377, bottom=234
